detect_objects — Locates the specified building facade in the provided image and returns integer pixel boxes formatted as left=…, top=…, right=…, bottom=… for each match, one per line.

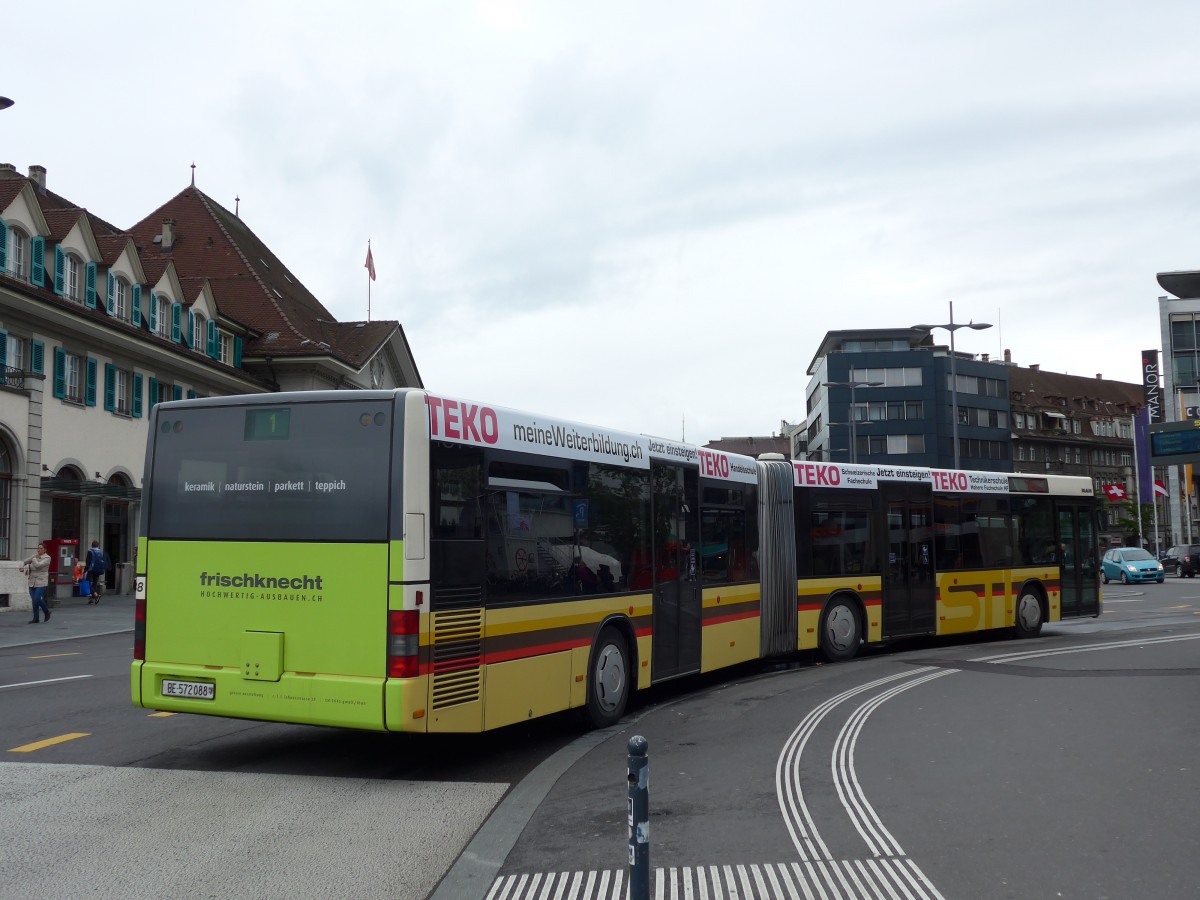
left=804, top=329, right=1010, bottom=471
left=1156, top=273, right=1200, bottom=545
left=0, top=164, right=421, bottom=605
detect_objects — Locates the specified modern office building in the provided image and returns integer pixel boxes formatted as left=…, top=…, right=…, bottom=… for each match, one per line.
left=1156, top=272, right=1200, bottom=543
left=804, top=328, right=1010, bottom=471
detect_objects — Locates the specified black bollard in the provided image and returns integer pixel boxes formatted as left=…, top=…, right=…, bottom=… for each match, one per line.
left=627, top=735, right=649, bottom=900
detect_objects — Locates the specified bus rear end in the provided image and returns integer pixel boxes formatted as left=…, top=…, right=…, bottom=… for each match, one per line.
left=130, top=391, right=403, bottom=731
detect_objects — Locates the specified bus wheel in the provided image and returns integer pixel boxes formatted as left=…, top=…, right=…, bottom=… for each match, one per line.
left=819, top=598, right=861, bottom=662
left=1014, top=589, right=1044, bottom=639
left=585, top=627, right=630, bottom=729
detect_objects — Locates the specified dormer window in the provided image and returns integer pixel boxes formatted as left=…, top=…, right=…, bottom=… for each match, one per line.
left=64, top=255, right=81, bottom=302
left=156, top=295, right=171, bottom=338
left=7, top=228, right=26, bottom=279
left=113, top=277, right=129, bottom=320
left=193, top=313, right=206, bottom=352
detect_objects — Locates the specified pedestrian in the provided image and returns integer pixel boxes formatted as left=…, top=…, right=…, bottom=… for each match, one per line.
left=84, top=539, right=109, bottom=604
left=21, top=541, right=52, bottom=624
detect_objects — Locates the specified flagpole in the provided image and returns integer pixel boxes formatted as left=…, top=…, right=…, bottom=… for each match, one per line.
left=367, top=239, right=372, bottom=322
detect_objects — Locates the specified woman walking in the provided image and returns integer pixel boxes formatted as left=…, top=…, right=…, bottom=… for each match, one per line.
left=21, top=541, right=52, bottom=624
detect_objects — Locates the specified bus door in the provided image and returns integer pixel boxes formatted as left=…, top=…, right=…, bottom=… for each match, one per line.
left=651, top=462, right=701, bottom=680
left=881, top=482, right=936, bottom=637
left=1058, top=503, right=1100, bottom=617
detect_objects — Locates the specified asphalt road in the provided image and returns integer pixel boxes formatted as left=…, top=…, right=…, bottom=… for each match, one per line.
left=3, top=581, right=1200, bottom=899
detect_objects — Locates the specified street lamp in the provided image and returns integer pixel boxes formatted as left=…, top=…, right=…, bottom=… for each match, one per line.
left=822, top=381, right=883, bottom=463
left=0, top=97, right=13, bottom=111
left=912, top=301, right=993, bottom=470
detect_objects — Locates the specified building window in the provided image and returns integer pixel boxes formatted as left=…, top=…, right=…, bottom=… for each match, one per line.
left=1017, top=445, right=1027, bottom=461
left=1014, top=412, right=1025, bottom=429
left=156, top=296, right=171, bottom=338
left=65, top=255, right=81, bottom=302
left=7, top=228, right=27, bottom=279
left=64, top=352, right=82, bottom=402
left=219, top=333, right=232, bottom=364
left=887, top=434, right=925, bottom=454
left=850, top=366, right=922, bottom=386
left=114, top=278, right=129, bottom=320
left=6, top=334, right=23, bottom=371
left=192, top=312, right=206, bottom=351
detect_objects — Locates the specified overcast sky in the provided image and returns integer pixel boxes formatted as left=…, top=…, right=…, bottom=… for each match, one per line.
left=5, top=1, right=1195, bottom=445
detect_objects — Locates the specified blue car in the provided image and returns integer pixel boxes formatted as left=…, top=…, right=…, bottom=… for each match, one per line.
left=1101, top=548, right=1164, bottom=584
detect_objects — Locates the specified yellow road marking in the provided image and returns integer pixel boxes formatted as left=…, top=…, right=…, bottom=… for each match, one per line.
left=149, top=712, right=175, bottom=718
left=8, top=732, right=90, bottom=753
left=29, top=652, right=82, bottom=659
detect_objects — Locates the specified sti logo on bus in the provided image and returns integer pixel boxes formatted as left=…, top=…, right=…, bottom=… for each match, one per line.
left=426, top=395, right=499, bottom=445
left=698, top=449, right=731, bottom=479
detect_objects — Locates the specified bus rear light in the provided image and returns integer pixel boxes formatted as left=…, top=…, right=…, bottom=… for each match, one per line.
left=387, top=610, right=419, bottom=678
left=133, top=597, right=147, bottom=661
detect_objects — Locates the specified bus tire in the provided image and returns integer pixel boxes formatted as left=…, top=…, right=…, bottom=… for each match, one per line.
left=1014, top=587, right=1044, bottom=639
left=819, top=596, right=861, bottom=662
left=585, top=626, right=630, bottom=729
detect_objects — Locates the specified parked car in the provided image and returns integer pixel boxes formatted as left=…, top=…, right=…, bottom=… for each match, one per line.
left=1162, top=545, right=1200, bottom=577
left=1101, top=548, right=1164, bottom=584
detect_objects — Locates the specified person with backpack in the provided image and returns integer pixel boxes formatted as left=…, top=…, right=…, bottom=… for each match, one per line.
left=85, top=540, right=109, bottom=604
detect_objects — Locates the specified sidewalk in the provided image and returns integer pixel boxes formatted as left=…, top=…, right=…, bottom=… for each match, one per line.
left=0, top=590, right=134, bottom=649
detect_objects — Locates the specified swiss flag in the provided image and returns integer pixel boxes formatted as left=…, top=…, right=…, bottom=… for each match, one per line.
left=1102, top=483, right=1127, bottom=501
left=364, top=244, right=376, bottom=282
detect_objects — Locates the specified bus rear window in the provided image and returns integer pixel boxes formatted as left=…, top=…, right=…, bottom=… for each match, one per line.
left=147, top=400, right=392, bottom=541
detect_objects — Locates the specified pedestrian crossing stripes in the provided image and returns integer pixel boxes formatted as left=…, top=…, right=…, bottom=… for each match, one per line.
left=488, top=857, right=943, bottom=899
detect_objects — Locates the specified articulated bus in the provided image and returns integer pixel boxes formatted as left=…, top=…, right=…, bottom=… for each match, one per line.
left=131, top=390, right=1100, bottom=733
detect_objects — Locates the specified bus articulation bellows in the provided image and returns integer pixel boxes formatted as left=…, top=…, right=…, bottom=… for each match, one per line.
left=131, top=390, right=1100, bottom=733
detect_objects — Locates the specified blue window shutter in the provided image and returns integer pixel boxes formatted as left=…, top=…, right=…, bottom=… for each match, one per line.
left=85, top=357, right=97, bottom=407
left=171, top=303, right=182, bottom=343
left=0, top=219, right=7, bottom=271
left=132, top=284, right=142, bottom=326
left=148, top=377, right=159, bottom=411
left=207, top=321, right=218, bottom=358
left=54, top=244, right=65, bottom=294
left=54, top=246, right=65, bottom=295
left=148, top=292, right=158, bottom=333
left=31, top=340, right=44, bottom=375
left=233, top=336, right=243, bottom=367
left=0, top=330, right=7, bottom=369
left=106, top=271, right=116, bottom=315
left=132, top=373, right=143, bottom=418
left=187, top=310, right=195, bottom=348
left=53, top=348, right=66, bottom=398
left=172, top=384, right=183, bottom=401
left=31, top=236, right=45, bottom=286
left=104, top=363, right=116, bottom=411
left=186, top=389, right=197, bottom=400
left=85, top=263, right=97, bottom=308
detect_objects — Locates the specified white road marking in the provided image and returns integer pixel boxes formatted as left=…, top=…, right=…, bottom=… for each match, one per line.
left=0, top=674, right=92, bottom=691
left=495, top=631, right=1200, bottom=900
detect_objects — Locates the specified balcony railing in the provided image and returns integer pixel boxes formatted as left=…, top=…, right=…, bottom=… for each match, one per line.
left=1, top=366, right=25, bottom=389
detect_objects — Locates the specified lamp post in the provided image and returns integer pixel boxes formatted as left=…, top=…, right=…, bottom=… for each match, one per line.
left=823, top=381, right=883, bottom=463
left=913, top=301, right=992, bottom=470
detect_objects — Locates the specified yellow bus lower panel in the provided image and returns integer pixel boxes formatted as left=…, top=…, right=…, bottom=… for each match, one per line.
left=138, top=663, right=387, bottom=731
left=701, top=617, right=759, bottom=673
left=484, top=653, right=572, bottom=731
left=937, top=567, right=1059, bottom=635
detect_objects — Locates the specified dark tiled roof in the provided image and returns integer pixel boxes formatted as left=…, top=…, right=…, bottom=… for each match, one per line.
left=1009, top=366, right=1143, bottom=413
left=42, top=208, right=85, bottom=242
left=126, top=187, right=398, bottom=367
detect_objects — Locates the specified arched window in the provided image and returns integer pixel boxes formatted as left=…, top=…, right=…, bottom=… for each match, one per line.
left=65, top=254, right=82, bottom=302
left=0, top=441, right=11, bottom=559
left=7, top=227, right=27, bottom=280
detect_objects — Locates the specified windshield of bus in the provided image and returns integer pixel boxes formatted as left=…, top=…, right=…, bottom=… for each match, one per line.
left=147, top=398, right=393, bottom=542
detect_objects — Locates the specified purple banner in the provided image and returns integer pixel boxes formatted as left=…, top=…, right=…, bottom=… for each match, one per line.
left=1135, top=407, right=1154, bottom=503
left=1142, top=349, right=1163, bottom=424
